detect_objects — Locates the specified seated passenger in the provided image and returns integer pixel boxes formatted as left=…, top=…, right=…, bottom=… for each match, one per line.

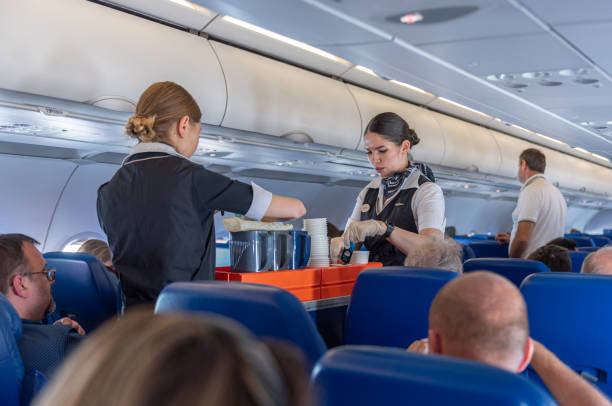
left=528, top=244, right=571, bottom=272
left=546, top=237, right=578, bottom=251
left=581, top=246, right=612, bottom=275
left=33, top=311, right=310, bottom=406
left=77, top=238, right=115, bottom=275
left=0, top=234, right=85, bottom=378
left=408, top=272, right=611, bottom=406
left=403, top=237, right=463, bottom=273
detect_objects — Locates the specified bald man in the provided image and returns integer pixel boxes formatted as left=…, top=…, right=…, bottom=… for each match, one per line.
left=408, top=272, right=611, bottom=406
left=581, top=246, right=612, bottom=275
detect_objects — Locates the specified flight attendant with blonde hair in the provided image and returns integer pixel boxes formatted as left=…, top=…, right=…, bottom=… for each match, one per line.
left=97, top=81, right=306, bottom=308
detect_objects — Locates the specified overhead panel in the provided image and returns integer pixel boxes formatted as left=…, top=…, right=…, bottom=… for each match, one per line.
left=432, top=111, right=500, bottom=174
left=203, top=17, right=352, bottom=77
left=519, top=0, right=612, bottom=25
left=346, top=84, right=444, bottom=165
left=193, top=0, right=388, bottom=45
left=342, top=66, right=437, bottom=106
left=427, top=97, right=493, bottom=127
left=0, top=0, right=226, bottom=125
left=211, top=41, right=362, bottom=149
left=100, top=0, right=218, bottom=30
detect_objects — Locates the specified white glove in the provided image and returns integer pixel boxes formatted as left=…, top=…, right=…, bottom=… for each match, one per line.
left=330, top=237, right=345, bottom=264
left=343, top=220, right=387, bottom=247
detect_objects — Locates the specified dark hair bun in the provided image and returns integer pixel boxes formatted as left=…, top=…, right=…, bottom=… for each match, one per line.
left=365, top=112, right=419, bottom=149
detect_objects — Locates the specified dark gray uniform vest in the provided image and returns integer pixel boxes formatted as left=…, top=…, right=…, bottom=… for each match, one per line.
left=360, top=173, right=431, bottom=266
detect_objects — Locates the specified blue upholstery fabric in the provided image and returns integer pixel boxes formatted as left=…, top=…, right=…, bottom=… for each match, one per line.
left=154, top=281, right=326, bottom=367
left=590, top=236, right=612, bottom=247
left=43, top=252, right=121, bottom=332
left=463, top=258, right=550, bottom=287
left=312, top=346, right=556, bottom=406
left=344, top=267, right=458, bottom=347
left=568, top=251, right=589, bottom=273
left=0, top=293, right=23, bottom=406
left=461, top=244, right=476, bottom=262
left=578, top=246, right=599, bottom=253
left=453, top=235, right=485, bottom=245
left=21, top=370, right=47, bottom=406
left=468, top=240, right=509, bottom=258
left=564, top=235, right=595, bottom=247
left=521, top=273, right=612, bottom=397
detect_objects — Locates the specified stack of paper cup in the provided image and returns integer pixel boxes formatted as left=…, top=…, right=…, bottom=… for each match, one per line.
left=303, top=218, right=330, bottom=267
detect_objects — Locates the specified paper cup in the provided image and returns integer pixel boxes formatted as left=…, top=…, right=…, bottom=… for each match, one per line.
left=349, top=250, right=370, bottom=265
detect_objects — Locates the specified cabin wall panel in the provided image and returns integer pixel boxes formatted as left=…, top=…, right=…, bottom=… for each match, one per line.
left=584, top=210, right=612, bottom=234
left=211, top=41, right=362, bottom=149
left=0, top=155, right=76, bottom=245
left=445, top=195, right=516, bottom=235
left=44, top=163, right=119, bottom=252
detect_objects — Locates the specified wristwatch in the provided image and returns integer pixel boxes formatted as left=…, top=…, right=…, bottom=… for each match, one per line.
left=383, top=222, right=395, bottom=238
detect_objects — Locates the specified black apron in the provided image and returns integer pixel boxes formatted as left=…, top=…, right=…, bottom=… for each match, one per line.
left=360, top=172, right=431, bottom=266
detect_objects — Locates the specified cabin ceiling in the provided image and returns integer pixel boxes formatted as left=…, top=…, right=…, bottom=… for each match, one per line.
left=191, top=0, right=612, bottom=159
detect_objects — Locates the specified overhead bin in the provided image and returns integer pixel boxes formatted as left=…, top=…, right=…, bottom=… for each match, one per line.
left=0, top=0, right=226, bottom=125
left=210, top=41, right=362, bottom=149
left=431, top=112, right=501, bottom=174
left=347, top=84, right=444, bottom=165
left=492, top=131, right=534, bottom=179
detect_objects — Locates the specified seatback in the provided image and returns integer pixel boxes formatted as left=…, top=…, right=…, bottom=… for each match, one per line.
left=565, top=235, right=595, bottom=247
left=463, top=258, right=549, bottom=287
left=568, top=251, right=589, bottom=273
left=521, top=273, right=612, bottom=397
left=590, top=236, right=612, bottom=247
left=468, top=240, right=509, bottom=258
left=461, top=244, right=476, bottom=262
left=311, top=346, right=556, bottom=406
left=43, top=252, right=121, bottom=332
left=578, top=246, right=599, bottom=253
left=0, top=293, right=24, bottom=406
left=344, top=267, right=458, bottom=347
left=154, top=281, right=326, bottom=368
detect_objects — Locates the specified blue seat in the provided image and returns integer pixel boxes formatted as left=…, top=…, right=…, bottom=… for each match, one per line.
left=43, top=252, right=121, bottom=332
left=468, top=240, right=509, bottom=258
left=0, top=293, right=24, bottom=406
left=311, top=346, right=556, bottom=406
left=604, top=229, right=612, bottom=237
left=564, top=235, right=595, bottom=247
left=463, top=258, right=549, bottom=287
left=344, top=267, right=458, bottom=347
left=590, top=235, right=612, bottom=247
left=578, top=246, right=599, bottom=253
left=154, top=281, right=326, bottom=368
left=568, top=251, right=589, bottom=273
left=461, top=244, right=476, bottom=262
left=521, top=273, right=612, bottom=397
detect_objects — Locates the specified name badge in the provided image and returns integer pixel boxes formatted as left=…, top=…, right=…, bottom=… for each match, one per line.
left=395, top=202, right=405, bottom=207
left=361, top=204, right=371, bottom=213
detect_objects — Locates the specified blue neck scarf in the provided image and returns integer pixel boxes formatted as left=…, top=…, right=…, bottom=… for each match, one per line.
left=381, top=169, right=410, bottom=199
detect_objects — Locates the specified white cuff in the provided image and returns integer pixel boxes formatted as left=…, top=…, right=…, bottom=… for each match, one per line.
left=244, top=182, right=273, bottom=220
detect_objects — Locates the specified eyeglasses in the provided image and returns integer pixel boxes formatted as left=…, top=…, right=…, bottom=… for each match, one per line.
left=22, top=269, right=56, bottom=282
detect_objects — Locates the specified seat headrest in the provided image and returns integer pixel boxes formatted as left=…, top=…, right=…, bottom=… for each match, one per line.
left=312, top=346, right=556, bottom=406
left=464, top=258, right=549, bottom=287
left=0, top=293, right=22, bottom=340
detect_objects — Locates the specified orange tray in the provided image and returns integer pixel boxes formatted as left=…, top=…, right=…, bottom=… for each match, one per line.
left=321, top=262, right=383, bottom=286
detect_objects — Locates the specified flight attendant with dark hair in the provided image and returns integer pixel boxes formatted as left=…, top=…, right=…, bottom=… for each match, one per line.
left=331, top=112, right=445, bottom=266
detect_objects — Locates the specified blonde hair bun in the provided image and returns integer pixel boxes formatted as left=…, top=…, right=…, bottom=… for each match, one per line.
left=125, top=114, right=157, bottom=142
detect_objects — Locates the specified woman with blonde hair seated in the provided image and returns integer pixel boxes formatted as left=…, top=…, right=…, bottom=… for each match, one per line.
left=77, top=239, right=115, bottom=274
left=33, top=311, right=310, bottom=406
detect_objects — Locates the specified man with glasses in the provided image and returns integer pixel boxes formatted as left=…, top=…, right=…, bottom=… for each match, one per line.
left=0, top=233, right=85, bottom=378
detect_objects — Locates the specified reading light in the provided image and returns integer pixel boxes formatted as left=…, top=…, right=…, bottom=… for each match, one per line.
left=222, top=16, right=347, bottom=63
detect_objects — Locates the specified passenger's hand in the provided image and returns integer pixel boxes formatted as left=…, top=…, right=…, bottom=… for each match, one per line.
left=495, top=232, right=510, bottom=245
left=343, top=220, right=386, bottom=247
left=54, top=317, right=86, bottom=335
left=407, top=338, right=429, bottom=354
left=330, top=237, right=345, bottom=264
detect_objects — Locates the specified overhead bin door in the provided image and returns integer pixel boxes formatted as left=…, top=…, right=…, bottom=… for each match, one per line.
left=492, top=131, right=534, bottom=179
left=0, top=0, right=226, bottom=125
left=431, top=112, right=501, bottom=175
left=347, top=85, right=444, bottom=165
left=211, top=41, right=362, bottom=149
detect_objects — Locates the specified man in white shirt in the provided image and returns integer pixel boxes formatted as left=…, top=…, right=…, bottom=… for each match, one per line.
left=496, top=148, right=567, bottom=258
